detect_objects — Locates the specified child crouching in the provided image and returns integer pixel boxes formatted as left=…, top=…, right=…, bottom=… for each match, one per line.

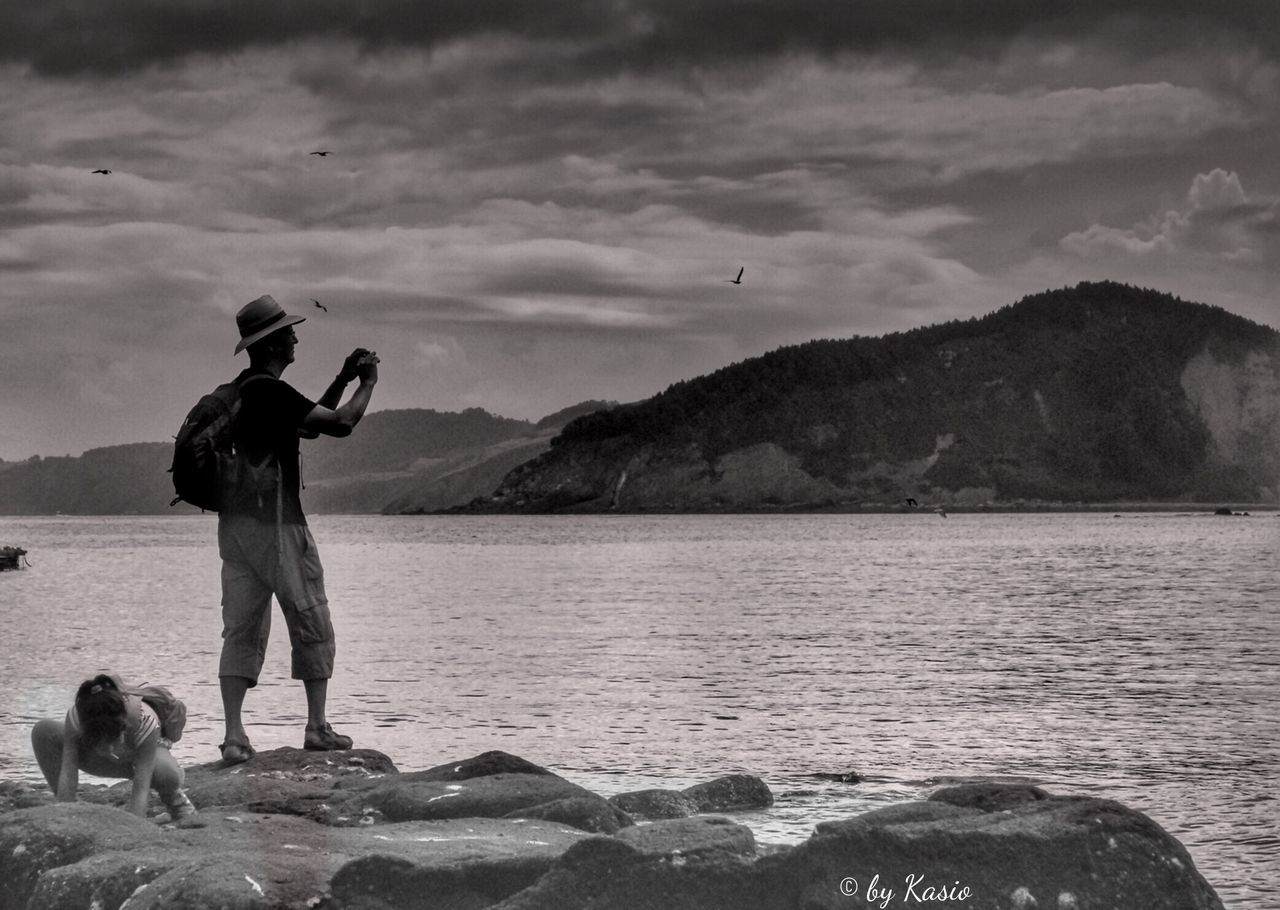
left=31, top=674, right=195, bottom=822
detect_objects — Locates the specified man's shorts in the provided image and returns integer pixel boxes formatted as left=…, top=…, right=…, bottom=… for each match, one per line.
left=218, top=515, right=335, bottom=683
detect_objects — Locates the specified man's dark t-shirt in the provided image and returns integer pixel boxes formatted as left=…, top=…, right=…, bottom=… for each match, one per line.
left=227, top=368, right=316, bottom=525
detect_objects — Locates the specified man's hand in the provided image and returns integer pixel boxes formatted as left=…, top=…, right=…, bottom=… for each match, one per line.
left=338, top=348, right=371, bottom=383
left=356, top=351, right=380, bottom=384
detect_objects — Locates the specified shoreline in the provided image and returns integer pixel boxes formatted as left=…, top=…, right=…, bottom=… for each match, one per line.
left=3, top=500, right=1277, bottom=518
left=0, top=748, right=1229, bottom=910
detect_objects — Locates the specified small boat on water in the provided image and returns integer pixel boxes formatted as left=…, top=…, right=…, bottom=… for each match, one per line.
left=0, top=546, right=29, bottom=571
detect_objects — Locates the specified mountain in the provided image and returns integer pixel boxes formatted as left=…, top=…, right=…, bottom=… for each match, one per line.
left=468, top=282, right=1280, bottom=513
left=303, top=402, right=616, bottom=514
left=0, top=444, right=176, bottom=515
left=0, top=403, right=613, bottom=515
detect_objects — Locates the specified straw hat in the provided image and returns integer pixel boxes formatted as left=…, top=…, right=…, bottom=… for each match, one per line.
left=234, top=295, right=306, bottom=354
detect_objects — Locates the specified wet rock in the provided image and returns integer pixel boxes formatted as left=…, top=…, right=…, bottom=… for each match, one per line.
left=616, top=816, right=756, bottom=861
left=606, top=772, right=772, bottom=820
left=929, top=781, right=1051, bottom=812
left=682, top=774, right=773, bottom=812
left=327, top=818, right=593, bottom=909
left=488, top=834, right=769, bottom=910
left=607, top=788, right=699, bottom=819
left=84, top=746, right=395, bottom=819
left=779, top=785, right=1224, bottom=910
left=324, top=770, right=598, bottom=825
left=409, top=750, right=556, bottom=781
left=27, top=848, right=178, bottom=910
left=0, top=756, right=1224, bottom=910
left=502, top=796, right=634, bottom=834
left=0, top=782, right=53, bottom=814
left=0, top=803, right=164, bottom=910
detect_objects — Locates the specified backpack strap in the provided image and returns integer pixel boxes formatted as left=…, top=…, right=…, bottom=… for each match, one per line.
left=232, top=372, right=289, bottom=535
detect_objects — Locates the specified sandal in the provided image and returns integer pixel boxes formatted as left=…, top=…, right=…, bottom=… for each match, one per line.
left=303, top=723, right=353, bottom=751
left=164, top=790, right=198, bottom=822
left=219, top=739, right=255, bottom=766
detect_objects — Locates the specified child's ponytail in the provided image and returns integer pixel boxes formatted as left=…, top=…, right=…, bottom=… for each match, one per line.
left=75, top=675, right=127, bottom=748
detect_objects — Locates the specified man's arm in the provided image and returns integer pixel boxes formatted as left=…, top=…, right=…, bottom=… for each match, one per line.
left=316, top=348, right=371, bottom=410
left=300, top=353, right=378, bottom=438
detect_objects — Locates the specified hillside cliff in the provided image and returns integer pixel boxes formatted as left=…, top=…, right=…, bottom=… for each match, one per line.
left=470, top=282, right=1280, bottom=512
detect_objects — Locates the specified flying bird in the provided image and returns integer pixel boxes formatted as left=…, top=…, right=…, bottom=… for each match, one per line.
left=311, top=298, right=327, bottom=312
left=309, top=150, right=331, bottom=156
left=91, top=169, right=112, bottom=174
left=726, top=267, right=744, bottom=285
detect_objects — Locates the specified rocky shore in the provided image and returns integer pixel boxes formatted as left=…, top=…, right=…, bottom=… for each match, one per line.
left=0, top=749, right=1224, bottom=909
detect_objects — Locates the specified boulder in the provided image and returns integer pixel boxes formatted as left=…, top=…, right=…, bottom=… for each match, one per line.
left=502, top=796, right=634, bottom=834
left=489, top=785, right=1225, bottom=910
left=0, top=782, right=54, bottom=814
left=322, top=771, right=599, bottom=825
left=486, top=835, right=768, bottom=910
left=0, top=803, right=164, bottom=910
left=27, top=848, right=180, bottom=910
left=1, top=800, right=592, bottom=910
left=302, top=749, right=603, bottom=827
left=682, top=774, right=773, bottom=812
left=607, top=788, right=700, bottom=819
left=408, top=751, right=557, bottom=781
left=0, top=756, right=1225, bottom=910
left=616, top=816, right=756, bottom=861
left=929, top=781, right=1051, bottom=812
left=608, top=774, right=773, bottom=820
left=773, top=785, right=1225, bottom=910
left=327, top=818, right=592, bottom=909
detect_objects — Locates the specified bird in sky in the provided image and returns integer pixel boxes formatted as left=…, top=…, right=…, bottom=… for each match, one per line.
left=309, top=150, right=331, bottom=156
left=726, top=267, right=744, bottom=285
left=91, top=169, right=112, bottom=174
left=311, top=298, right=327, bottom=312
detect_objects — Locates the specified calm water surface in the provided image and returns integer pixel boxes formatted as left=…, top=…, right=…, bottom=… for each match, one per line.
left=0, top=512, right=1275, bottom=908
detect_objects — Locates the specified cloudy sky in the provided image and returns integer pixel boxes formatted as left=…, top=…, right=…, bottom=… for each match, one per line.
left=3, top=1, right=1280, bottom=460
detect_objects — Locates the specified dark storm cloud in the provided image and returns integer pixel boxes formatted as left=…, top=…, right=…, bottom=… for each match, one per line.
left=7, top=0, right=1280, bottom=77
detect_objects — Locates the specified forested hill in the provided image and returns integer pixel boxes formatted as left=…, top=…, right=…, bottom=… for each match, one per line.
left=0, top=403, right=611, bottom=515
left=472, top=282, right=1280, bottom=512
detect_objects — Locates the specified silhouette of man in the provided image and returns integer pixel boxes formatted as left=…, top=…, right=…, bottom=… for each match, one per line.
left=216, top=294, right=379, bottom=764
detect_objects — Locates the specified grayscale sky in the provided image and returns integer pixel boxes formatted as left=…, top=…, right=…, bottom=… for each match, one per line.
left=3, top=1, right=1279, bottom=460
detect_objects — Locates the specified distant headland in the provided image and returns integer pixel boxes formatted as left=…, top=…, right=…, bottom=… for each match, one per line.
left=3, top=283, right=1277, bottom=517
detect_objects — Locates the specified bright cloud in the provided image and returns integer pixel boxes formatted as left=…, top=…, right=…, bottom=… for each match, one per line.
left=2, top=5, right=1280, bottom=459
left=1061, top=169, right=1279, bottom=263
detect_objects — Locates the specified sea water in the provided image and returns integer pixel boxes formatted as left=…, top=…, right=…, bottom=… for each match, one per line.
left=0, top=511, right=1275, bottom=908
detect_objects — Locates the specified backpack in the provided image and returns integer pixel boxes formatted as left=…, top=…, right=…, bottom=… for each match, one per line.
left=168, top=375, right=274, bottom=512
left=109, top=675, right=188, bottom=743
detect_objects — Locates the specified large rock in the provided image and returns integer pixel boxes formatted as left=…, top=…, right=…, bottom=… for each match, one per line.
left=486, top=835, right=767, bottom=910
left=327, top=818, right=592, bottom=909
left=0, top=804, right=164, bottom=910
left=607, top=788, right=700, bottom=819
left=616, top=816, right=756, bottom=861
left=1, top=802, right=592, bottom=910
left=608, top=774, right=773, bottom=820
left=682, top=774, right=773, bottom=812
left=484, top=784, right=1227, bottom=910
left=321, top=770, right=599, bottom=826
left=502, top=796, right=634, bottom=834
left=0, top=755, right=1225, bottom=910
left=777, top=785, right=1225, bottom=910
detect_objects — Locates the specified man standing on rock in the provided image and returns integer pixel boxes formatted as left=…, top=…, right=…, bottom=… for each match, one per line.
left=217, top=294, right=379, bottom=764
